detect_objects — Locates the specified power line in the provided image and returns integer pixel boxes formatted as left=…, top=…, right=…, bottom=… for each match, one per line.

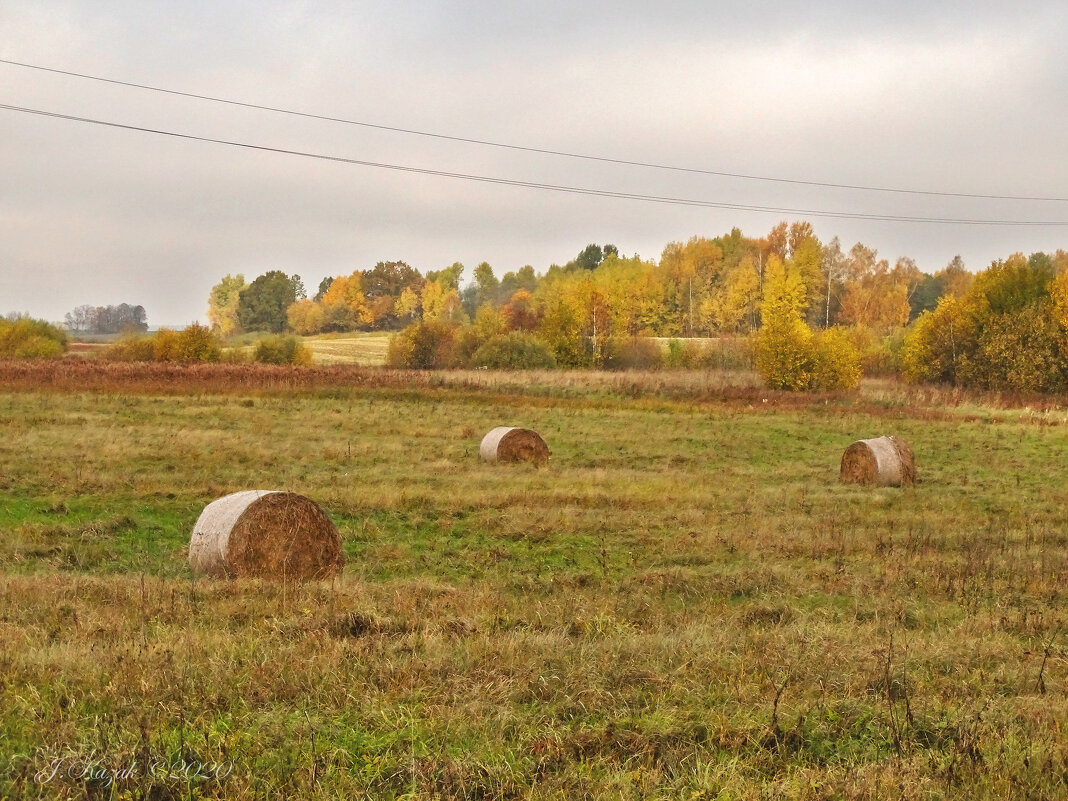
left=2, top=101, right=1066, bottom=227
left=3, top=56, right=1065, bottom=204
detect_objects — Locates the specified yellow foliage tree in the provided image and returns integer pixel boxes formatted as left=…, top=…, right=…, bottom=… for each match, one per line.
left=395, top=285, right=421, bottom=322
left=286, top=299, right=326, bottom=335
left=756, top=254, right=860, bottom=390
left=900, top=295, right=974, bottom=384
left=760, top=254, right=806, bottom=323
left=420, top=281, right=465, bottom=323
left=1048, top=269, right=1068, bottom=333
left=838, top=261, right=910, bottom=333
left=787, top=234, right=824, bottom=321
left=321, top=272, right=375, bottom=330
left=700, top=256, right=759, bottom=333
left=206, top=274, right=247, bottom=337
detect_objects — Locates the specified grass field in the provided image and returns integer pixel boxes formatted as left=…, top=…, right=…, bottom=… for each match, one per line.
left=0, top=362, right=1065, bottom=799
left=67, top=330, right=393, bottom=366
left=301, top=332, right=392, bottom=366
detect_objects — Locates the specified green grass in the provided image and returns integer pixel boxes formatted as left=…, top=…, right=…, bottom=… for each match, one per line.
left=0, top=374, right=1065, bottom=799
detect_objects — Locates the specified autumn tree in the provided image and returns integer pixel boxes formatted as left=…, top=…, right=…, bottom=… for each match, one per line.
left=462, top=261, right=500, bottom=317
left=596, top=253, right=664, bottom=336
left=902, top=252, right=1067, bottom=391
left=420, top=280, right=466, bottom=324
left=837, top=249, right=910, bottom=333
left=1051, top=269, right=1068, bottom=331
left=362, top=261, right=422, bottom=299
left=700, top=256, right=760, bottom=333
left=395, top=285, right=421, bottom=323
left=787, top=233, right=825, bottom=326
left=207, top=274, right=247, bottom=336
left=314, top=277, right=334, bottom=301
left=0, top=316, right=68, bottom=358
left=906, top=256, right=974, bottom=321
left=537, top=297, right=585, bottom=367
left=755, top=254, right=859, bottom=390
left=425, top=262, right=465, bottom=291
left=321, top=271, right=375, bottom=331
left=660, top=236, right=727, bottom=335
left=473, top=303, right=506, bottom=340
left=502, top=289, right=539, bottom=331
left=286, top=299, right=327, bottom=335
left=386, top=320, right=457, bottom=369
left=236, top=271, right=304, bottom=333
left=361, top=261, right=424, bottom=328
left=499, top=265, right=538, bottom=300
left=819, top=238, right=848, bottom=327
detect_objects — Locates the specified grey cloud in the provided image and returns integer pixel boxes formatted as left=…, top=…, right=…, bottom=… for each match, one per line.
left=1, top=0, right=1066, bottom=324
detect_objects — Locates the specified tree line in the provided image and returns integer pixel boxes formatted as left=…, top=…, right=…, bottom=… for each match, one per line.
left=207, top=224, right=988, bottom=342
left=204, top=221, right=1067, bottom=391
left=64, top=303, right=149, bottom=334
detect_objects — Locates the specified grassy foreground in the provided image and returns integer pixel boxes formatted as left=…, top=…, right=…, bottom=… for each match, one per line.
left=0, top=365, right=1065, bottom=799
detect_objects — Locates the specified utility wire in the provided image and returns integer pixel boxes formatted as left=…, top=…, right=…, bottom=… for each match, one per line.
left=2, top=56, right=1065, bottom=204
left=2, top=102, right=1066, bottom=227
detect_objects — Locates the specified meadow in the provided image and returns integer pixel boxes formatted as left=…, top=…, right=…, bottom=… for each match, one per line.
left=0, top=361, right=1065, bottom=799
left=300, top=332, right=391, bottom=366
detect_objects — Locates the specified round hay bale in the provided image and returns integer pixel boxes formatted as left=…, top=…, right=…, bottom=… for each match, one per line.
left=479, top=426, right=550, bottom=465
left=840, top=436, right=917, bottom=487
left=189, top=490, right=344, bottom=580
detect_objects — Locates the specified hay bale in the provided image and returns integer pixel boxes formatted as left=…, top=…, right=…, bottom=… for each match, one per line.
left=840, top=436, right=917, bottom=487
left=479, top=426, right=550, bottom=465
left=189, top=490, right=344, bottom=579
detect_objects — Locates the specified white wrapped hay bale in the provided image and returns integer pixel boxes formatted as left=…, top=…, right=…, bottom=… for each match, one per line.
left=189, top=490, right=344, bottom=580
left=839, top=436, right=917, bottom=487
left=479, top=426, right=550, bottom=465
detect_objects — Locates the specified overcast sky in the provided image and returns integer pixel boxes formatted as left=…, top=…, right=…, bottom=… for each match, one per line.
left=2, top=1, right=1066, bottom=326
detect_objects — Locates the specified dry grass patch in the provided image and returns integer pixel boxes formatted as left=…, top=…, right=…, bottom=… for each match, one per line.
left=0, top=377, right=1065, bottom=798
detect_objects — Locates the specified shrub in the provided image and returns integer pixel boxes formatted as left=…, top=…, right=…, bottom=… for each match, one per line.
left=701, top=337, right=754, bottom=371
left=663, top=338, right=755, bottom=371
left=0, top=316, right=68, bottom=359
left=103, top=324, right=222, bottom=363
left=253, top=335, right=313, bottom=365
left=604, top=337, right=662, bottom=370
left=755, top=322, right=860, bottom=390
left=152, top=329, right=182, bottom=361
left=220, top=347, right=251, bottom=364
left=386, top=321, right=458, bottom=369
left=175, top=323, right=222, bottom=362
left=102, top=334, right=156, bottom=362
left=810, top=328, right=862, bottom=390
left=454, top=326, right=487, bottom=367
left=755, top=319, right=816, bottom=390
left=537, top=302, right=588, bottom=367
left=900, top=296, right=975, bottom=385
left=469, top=332, right=557, bottom=370
left=664, top=339, right=690, bottom=369
left=971, top=304, right=1067, bottom=393
left=902, top=252, right=1068, bottom=391
left=286, top=299, right=326, bottom=335
left=844, top=325, right=902, bottom=376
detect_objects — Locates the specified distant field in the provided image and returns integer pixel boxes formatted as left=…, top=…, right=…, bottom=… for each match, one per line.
left=301, top=332, right=392, bottom=366
left=65, top=331, right=393, bottom=366
left=0, top=365, right=1065, bottom=799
